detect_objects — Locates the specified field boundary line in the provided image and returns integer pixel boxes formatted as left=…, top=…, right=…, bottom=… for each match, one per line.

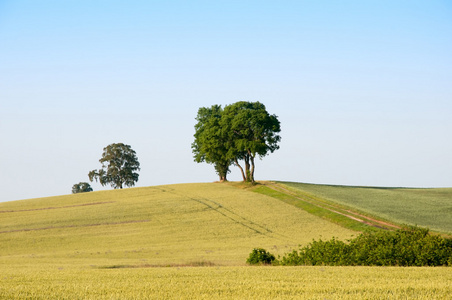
left=261, top=181, right=400, bottom=230
left=0, top=220, right=149, bottom=234
left=0, top=201, right=115, bottom=213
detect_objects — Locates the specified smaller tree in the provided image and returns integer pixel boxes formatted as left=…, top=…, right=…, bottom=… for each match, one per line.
left=88, top=143, right=140, bottom=189
left=72, top=182, right=93, bottom=194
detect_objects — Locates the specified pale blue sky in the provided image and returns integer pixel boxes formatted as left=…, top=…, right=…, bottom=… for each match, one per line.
left=1, top=1, right=451, bottom=202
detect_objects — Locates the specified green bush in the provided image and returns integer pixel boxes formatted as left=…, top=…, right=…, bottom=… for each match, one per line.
left=278, top=237, right=351, bottom=266
left=246, top=248, right=276, bottom=265
left=276, top=226, right=452, bottom=267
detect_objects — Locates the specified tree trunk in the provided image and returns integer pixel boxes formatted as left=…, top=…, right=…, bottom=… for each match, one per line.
left=249, top=154, right=255, bottom=183
left=234, top=158, right=246, bottom=181
left=244, top=155, right=251, bottom=182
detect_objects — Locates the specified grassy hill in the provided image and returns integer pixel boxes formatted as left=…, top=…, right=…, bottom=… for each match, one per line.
left=1, top=182, right=451, bottom=299
left=0, top=182, right=354, bottom=269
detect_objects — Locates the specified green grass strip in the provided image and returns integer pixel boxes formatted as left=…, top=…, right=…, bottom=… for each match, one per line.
left=251, top=184, right=378, bottom=232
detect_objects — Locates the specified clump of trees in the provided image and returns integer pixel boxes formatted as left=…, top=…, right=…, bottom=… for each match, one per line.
left=192, top=101, right=281, bottom=182
left=88, top=143, right=140, bottom=189
left=248, top=226, right=452, bottom=266
left=72, top=182, right=93, bottom=194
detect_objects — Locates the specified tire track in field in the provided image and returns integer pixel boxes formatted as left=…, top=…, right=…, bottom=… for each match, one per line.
left=191, top=196, right=267, bottom=235
left=176, top=191, right=290, bottom=240
left=157, top=186, right=283, bottom=238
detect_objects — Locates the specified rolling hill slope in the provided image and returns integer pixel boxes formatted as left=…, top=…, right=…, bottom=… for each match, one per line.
left=0, top=183, right=354, bottom=269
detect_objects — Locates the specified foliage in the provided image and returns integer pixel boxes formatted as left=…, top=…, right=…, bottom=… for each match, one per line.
left=192, top=105, right=231, bottom=181
left=192, top=101, right=281, bottom=182
left=277, top=237, right=351, bottom=266
left=348, top=226, right=452, bottom=266
left=71, top=182, right=93, bottom=194
left=246, top=248, right=276, bottom=265
left=221, top=101, right=281, bottom=182
left=88, top=143, right=140, bottom=189
left=276, top=226, right=452, bottom=266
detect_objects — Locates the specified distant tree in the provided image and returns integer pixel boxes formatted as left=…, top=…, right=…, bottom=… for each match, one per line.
left=88, top=143, right=140, bottom=189
left=192, top=105, right=232, bottom=181
left=221, top=101, right=281, bottom=182
left=72, top=182, right=93, bottom=194
left=192, top=101, right=281, bottom=183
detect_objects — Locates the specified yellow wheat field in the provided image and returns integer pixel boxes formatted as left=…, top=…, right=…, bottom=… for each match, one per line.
left=1, top=266, right=451, bottom=299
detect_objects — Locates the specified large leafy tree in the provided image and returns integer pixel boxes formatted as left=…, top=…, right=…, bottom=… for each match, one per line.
left=192, top=101, right=281, bottom=183
left=192, top=105, right=232, bottom=181
left=88, top=143, right=140, bottom=189
left=222, top=101, right=281, bottom=182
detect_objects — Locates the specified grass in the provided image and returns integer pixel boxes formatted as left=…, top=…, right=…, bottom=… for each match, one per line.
left=251, top=183, right=378, bottom=232
left=277, top=181, right=452, bottom=233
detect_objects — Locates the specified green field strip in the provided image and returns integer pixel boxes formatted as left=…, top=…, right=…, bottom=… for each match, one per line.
left=252, top=183, right=382, bottom=232
left=277, top=181, right=452, bottom=234
left=267, top=181, right=401, bottom=230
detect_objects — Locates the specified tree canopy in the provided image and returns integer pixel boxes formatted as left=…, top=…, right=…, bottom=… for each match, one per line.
left=192, top=101, right=281, bottom=182
left=88, top=143, right=140, bottom=189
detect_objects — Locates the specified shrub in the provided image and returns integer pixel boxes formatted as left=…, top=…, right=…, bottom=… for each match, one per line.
left=278, top=237, right=351, bottom=266
left=348, top=226, right=452, bottom=266
left=276, top=226, right=452, bottom=267
left=246, top=248, right=276, bottom=265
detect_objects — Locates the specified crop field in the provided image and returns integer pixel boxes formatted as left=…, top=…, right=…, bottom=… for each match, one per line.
left=1, top=266, right=451, bottom=299
left=276, top=181, right=452, bottom=234
left=1, top=182, right=450, bottom=298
